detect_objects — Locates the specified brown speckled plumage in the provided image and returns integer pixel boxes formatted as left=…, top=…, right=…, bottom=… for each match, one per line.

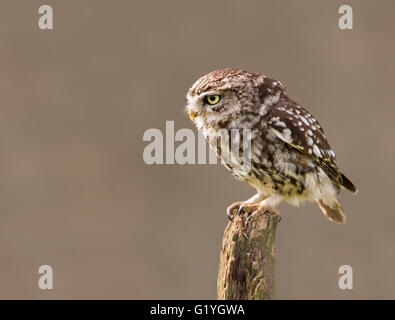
left=186, top=68, right=356, bottom=223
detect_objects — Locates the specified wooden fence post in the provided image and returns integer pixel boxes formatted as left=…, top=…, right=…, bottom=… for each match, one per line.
left=217, top=209, right=280, bottom=300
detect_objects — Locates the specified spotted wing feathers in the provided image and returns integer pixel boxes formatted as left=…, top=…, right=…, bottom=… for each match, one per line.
left=265, top=100, right=343, bottom=189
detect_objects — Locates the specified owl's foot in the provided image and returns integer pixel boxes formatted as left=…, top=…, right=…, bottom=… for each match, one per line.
left=226, top=193, right=269, bottom=222
left=226, top=202, right=243, bottom=222
left=237, top=203, right=259, bottom=215
left=226, top=202, right=261, bottom=222
left=227, top=201, right=281, bottom=226
left=226, top=202, right=258, bottom=221
left=245, top=206, right=274, bottom=226
left=245, top=206, right=282, bottom=226
left=244, top=195, right=283, bottom=226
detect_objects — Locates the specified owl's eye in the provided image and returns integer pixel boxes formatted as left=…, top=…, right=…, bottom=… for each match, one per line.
left=205, top=95, right=221, bottom=105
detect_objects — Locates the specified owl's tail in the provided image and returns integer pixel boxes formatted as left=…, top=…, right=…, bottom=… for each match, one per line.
left=340, top=172, right=357, bottom=194
left=316, top=199, right=346, bottom=224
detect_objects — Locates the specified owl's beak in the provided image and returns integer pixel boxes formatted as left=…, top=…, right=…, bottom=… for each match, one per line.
left=189, top=110, right=197, bottom=121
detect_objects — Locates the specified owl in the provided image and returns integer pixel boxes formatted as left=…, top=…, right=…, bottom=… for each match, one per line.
left=185, top=68, right=357, bottom=224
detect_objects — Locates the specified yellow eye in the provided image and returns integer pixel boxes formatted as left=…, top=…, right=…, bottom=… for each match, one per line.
left=205, top=95, right=221, bottom=105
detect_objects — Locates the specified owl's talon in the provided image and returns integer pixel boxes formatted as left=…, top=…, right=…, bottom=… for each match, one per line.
left=238, top=203, right=259, bottom=215
left=226, top=202, right=243, bottom=222
left=277, top=215, right=282, bottom=224
left=237, top=205, right=246, bottom=215
left=227, top=201, right=266, bottom=223
left=226, top=207, right=234, bottom=222
left=245, top=211, right=258, bottom=226
left=244, top=208, right=274, bottom=227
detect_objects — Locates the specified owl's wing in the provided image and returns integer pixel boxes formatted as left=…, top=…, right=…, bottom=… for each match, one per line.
left=264, top=100, right=342, bottom=187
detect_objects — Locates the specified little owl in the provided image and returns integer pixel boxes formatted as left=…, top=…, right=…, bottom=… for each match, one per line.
left=185, top=68, right=356, bottom=224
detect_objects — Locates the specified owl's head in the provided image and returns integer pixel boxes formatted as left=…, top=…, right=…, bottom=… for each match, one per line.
left=185, top=68, right=277, bottom=130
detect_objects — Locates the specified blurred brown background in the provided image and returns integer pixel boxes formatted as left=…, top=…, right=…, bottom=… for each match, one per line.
left=0, top=0, right=394, bottom=299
